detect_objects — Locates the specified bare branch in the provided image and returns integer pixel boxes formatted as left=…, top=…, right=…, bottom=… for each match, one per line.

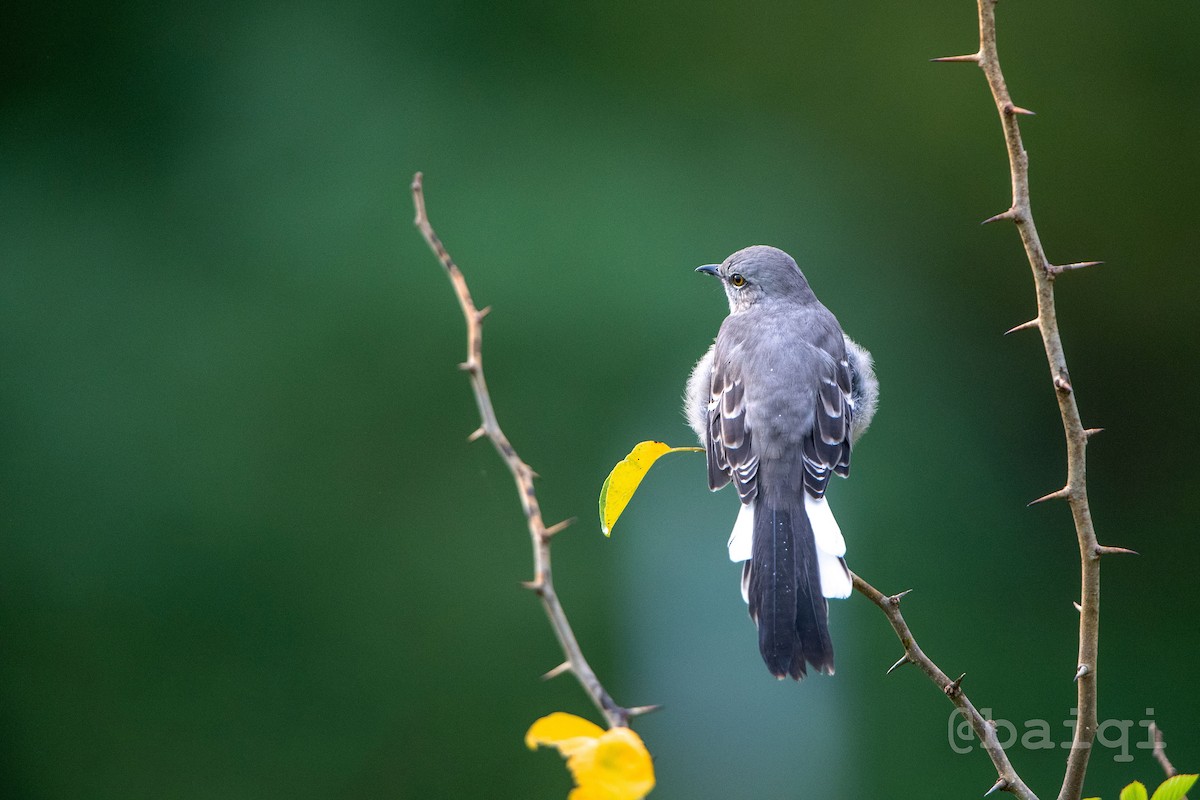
left=1150, top=723, right=1190, bottom=800
left=852, top=572, right=1040, bottom=800
left=1150, top=722, right=1182, bottom=778
left=941, top=3, right=1106, bottom=798
left=412, top=172, right=640, bottom=728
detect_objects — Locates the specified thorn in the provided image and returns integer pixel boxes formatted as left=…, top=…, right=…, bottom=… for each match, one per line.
left=985, top=778, right=1009, bottom=797
left=888, top=589, right=913, bottom=606
left=1073, top=601, right=1082, bottom=612
left=627, top=704, right=663, bottom=718
left=1095, top=544, right=1139, bottom=557
left=1003, top=102, right=1036, bottom=116
left=544, top=517, right=578, bottom=538
left=1004, top=318, right=1039, bottom=336
left=467, top=426, right=487, bottom=442
left=541, top=661, right=572, bottom=681
left=475, top=305, right=492, bottom=321
left=521, top=580, right=544, bottom=594
left=1027, top=487, right=1070, bottom=507
left=930, top=53, right=981, bottom=63
left=1049, top=260, right=1103, bottom=276
left=944, top=673, right=966, bottom=697
left=458, top=360, right=478, bottom=372
left=1085, top=427, right=1104, bottom=439
left=886, top=655, right=911, bottom=675
left=981, top=208, right=1017, bottom=225
left=1074, top=664, right=1089, bottom=682
left=1054, top=375, right=1074, bottom=393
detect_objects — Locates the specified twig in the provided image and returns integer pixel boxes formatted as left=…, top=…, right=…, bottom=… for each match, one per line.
left=412, top=172, right=643, bottom=728
left=852, top=573, right=1039, bottom=800
left=933, top=4, right=1115, bottom=799
left=1149, top=724, right=1185, bottom=792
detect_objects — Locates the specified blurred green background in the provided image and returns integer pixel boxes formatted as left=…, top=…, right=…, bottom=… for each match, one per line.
left=3, top=1, right=1197, bottom=798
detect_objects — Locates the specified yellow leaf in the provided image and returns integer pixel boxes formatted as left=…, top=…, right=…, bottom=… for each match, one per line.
left=526, top=713, right=655, bottom=800
left=526, top=711, right=605, bottom=751
left=599, top=441, right=702, bottom=536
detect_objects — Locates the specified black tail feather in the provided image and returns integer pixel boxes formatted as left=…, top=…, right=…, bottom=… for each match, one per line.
left=747, top=497, right=834, bottom=679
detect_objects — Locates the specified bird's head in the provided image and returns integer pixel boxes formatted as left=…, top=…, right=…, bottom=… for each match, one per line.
left=696, top=245, right=814, bottom=313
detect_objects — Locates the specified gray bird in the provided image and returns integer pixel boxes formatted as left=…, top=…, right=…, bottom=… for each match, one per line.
left=685, top=245, right=878, bottom=680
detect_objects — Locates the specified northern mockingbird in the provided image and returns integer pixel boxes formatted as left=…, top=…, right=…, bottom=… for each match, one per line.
left=685, top=245, right=878, bottom=680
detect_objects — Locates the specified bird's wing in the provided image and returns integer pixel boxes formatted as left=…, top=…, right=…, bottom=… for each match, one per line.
left=707, top=355, right=759, bottom=502
left=801, top=346, right=854, bottom=499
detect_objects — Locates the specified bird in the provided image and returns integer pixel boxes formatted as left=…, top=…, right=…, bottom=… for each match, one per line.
left=685, top=245, right=878, bottom=680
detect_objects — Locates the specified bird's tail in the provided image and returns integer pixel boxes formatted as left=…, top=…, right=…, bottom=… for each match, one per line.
left=745, top=491, right=837, bottom=680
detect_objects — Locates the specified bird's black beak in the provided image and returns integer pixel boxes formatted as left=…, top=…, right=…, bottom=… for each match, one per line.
left=695, top=264, right=720, bottom=277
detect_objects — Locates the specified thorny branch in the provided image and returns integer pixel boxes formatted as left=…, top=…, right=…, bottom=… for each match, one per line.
left=929, top=2, right=1130, bottom=799
left=852, top=574, right=1039, bottom=800
left=412, top=172, right=651, bottom=728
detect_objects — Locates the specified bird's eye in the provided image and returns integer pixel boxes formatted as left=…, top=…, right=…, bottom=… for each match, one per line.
left=729, top=273, right=747, bottom=288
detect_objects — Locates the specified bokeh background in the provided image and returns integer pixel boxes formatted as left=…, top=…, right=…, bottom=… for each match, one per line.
left=3, top=1, right=1198, bottom=798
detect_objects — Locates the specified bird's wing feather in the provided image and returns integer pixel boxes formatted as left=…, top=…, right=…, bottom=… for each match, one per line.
left=707, top=357, right=758, bottom=502
left=801, top=348, right=854, bottom=498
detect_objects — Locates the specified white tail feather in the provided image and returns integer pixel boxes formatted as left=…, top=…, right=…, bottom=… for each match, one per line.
left=818, top=552, right=852, bottom=599
left=803, top=495, right=845, bottom=556
left=805, top=495, right=852, bottom=599
left=727, top=500, right=754, bottom=562
left=730, top=496, right=852, bottom=601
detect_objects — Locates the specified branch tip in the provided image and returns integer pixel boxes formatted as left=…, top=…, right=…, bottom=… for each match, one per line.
left=985, top=778, right=1010, bottom=797
left=476, top=305, right=492, bottom=322
left=1027, top=487, right=1070, bottom=506
left=467, top=426, right=487, bottom=443
left=1004, top=318, right=1039, bottom=336
left=411, top=172, right=427, bottom=224
left=1150, top=723, right=1180, bottom=778
left=1084, top=427, right=1104, bottom=439
left=886, top=654, right=911, bottom=675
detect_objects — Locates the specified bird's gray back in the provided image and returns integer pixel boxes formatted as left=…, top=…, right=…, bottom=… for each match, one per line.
left=715, top=302, right=846, bottom=464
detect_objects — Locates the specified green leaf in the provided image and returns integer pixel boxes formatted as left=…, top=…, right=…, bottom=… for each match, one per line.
left=599, top=441, right=702, bottom=536
left=1150, top=774, right=1198, bottom=800
left=1121, top=781, right=1149, bottom=800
